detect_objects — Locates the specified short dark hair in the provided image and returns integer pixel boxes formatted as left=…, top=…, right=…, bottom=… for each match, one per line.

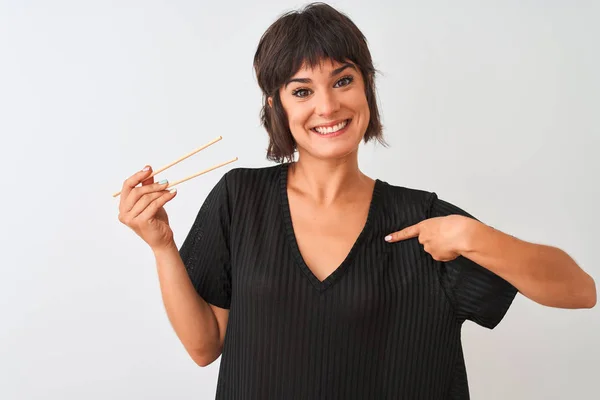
left=253, top=2, right=386, bottom=163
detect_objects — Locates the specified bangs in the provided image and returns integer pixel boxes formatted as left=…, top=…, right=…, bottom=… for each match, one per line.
left=254, top=4, right=374, bottom=95
left=278, top=19, right=362, bottom=85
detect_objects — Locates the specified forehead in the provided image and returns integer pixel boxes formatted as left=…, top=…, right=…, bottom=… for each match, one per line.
left=290, top=58, right=353, bottom=78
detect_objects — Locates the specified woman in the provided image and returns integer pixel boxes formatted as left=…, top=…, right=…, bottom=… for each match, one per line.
left=118, top=3, right=596, bottom=399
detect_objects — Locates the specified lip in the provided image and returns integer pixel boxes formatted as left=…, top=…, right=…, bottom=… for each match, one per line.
left=311, top=119, right=350, bottom=129
left=310, top=118, right=352, bottom=138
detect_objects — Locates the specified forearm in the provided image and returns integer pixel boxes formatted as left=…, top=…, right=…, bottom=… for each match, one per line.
left=460, top=220, right=596, bottom=309
left=153, top=242, right=222, bottom=364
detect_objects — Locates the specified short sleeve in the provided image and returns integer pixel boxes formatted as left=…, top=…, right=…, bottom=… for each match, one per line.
left=427, top=193, right=517, bottom=329
left=178, top=174, right=232, bottom=309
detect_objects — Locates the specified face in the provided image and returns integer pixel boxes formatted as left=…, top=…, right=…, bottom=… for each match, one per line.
left=270, top=59, right=370, bottom=161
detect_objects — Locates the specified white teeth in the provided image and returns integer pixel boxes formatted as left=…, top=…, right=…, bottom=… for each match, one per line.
left=314, top=120, right=349, bottom=134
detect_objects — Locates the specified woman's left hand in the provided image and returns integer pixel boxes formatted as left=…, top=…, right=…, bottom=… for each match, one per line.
left=384, top=215, right=475, bottom=262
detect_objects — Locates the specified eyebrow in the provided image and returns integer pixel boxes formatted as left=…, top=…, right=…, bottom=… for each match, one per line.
left=284, top=63, right=357, bottom=89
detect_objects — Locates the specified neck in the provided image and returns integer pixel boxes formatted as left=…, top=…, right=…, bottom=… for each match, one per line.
left=288, top=151, right=369, bottom=206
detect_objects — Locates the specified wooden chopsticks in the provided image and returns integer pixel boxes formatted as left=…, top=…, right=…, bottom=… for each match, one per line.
left=112, top=136, right=237, bottom=197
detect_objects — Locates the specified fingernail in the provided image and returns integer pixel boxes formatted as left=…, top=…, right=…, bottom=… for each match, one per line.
left=142, top=166, right=150, bottom=171
left=169, top=188, right=177, bottom=194
left=158, top=179, right=168, bottom=185
left=385, top=235, right=392, bottom=242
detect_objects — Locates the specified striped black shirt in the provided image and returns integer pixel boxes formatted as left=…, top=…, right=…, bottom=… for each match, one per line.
left=179, top=163, right=517, bottom=399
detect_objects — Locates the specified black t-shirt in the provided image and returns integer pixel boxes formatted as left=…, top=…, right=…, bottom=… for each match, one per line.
left=179, top=163, right=517, bottom=399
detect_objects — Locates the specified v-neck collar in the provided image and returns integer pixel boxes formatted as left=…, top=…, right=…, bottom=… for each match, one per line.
left=279, top=162, right=382, bottom=293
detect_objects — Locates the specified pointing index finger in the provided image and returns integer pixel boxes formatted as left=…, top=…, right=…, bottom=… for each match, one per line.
left=385, top=223, right=421, bottom=242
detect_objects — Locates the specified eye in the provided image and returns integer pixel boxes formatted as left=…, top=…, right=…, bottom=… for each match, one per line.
left=291, top=88, right=312, bottom=98
left=334, top=75, right=354, bottom=88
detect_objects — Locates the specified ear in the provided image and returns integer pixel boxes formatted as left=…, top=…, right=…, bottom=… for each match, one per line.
left=267, top=96, right=273, bottom=108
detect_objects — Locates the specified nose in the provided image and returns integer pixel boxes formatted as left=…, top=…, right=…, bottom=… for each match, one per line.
left=315, top=89, right=340, bottom=118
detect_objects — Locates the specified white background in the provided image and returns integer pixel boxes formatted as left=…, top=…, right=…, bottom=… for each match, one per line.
left=1, top=0, right=598, bottom=398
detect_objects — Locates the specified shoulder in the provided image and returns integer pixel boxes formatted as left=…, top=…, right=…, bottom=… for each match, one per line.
left=224, top=163, right=282, bottom=181
left=222, top=163, right=283, bottom=197
left=377, top=179, right=476, bottom=221
left=376, top=179, right=436, bottom=218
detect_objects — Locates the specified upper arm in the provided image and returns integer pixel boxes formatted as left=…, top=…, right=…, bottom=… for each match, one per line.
left=179, top=174, right=233, bottom=309
left=427, top=193, right=518, bottom=329
left=209, top=303, right=229, bottom=350
left=178, top=174, right=233, bottom=364
left=187, top=303, right=229, bottom=366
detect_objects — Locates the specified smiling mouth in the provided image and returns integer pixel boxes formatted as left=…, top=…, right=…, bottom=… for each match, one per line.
left=310, top=119, right=352, bottom=135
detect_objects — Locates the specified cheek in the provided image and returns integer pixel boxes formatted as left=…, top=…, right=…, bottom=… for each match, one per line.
left=288, top=106, right=312, bottom=128
left=362, top=102, right=370, bottom=125
left=344, top=86, right=369, bottom=111
left=280, top=95, right=310, bottom=130
left=348, top=92, right=370, bottom=127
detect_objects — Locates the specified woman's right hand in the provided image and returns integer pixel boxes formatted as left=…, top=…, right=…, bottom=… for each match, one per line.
left=118, top=166, right=178, bottom=251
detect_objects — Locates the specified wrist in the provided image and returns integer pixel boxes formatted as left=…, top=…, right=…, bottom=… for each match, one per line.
left=152, top=241, right=178, bottom=258
left=457, top=217, right=483, bottom=256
